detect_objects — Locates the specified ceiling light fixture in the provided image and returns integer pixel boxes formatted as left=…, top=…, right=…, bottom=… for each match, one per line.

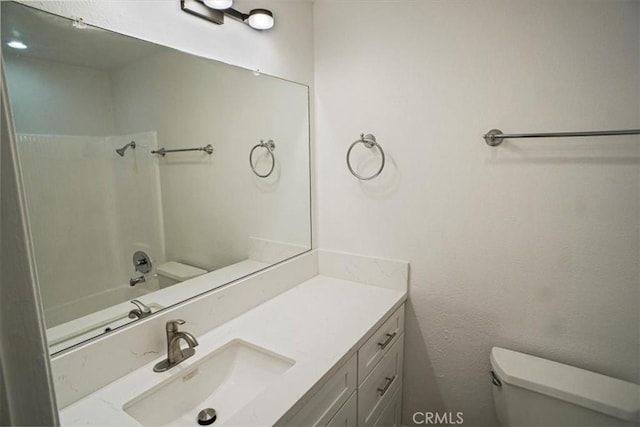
left=7, top=40, right=27, bottom=50
left=181, top=0, right=274, bottom=31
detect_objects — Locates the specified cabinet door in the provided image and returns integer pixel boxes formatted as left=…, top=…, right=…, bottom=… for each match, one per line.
left=285, top=355, right=357, bottom=427
left=326, top=392, right=357, bottom=427
left=358, top=334, right=404, bottom=426
left=372, top=386, right=402, bottom=427
left=358, top=305, right=404, bottom=384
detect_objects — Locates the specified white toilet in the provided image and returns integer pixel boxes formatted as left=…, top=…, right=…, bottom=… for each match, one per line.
left=156, top=261, right=207, bottom=289
left=490, top=347, right=640, bottom=426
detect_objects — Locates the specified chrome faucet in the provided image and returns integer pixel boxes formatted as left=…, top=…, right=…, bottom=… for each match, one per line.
left=153, top=319, right=199, bottom=372
left=128, top=299, right=152, bottom=319
left=130, top=275, right=146, bottom=287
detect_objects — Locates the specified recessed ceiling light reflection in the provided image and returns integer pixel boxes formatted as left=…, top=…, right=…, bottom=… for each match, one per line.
left=7, top=40, right=27, bottom=50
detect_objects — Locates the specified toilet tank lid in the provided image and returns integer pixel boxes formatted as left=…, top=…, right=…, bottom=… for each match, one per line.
left=157, top=262, right=207, bottom=281
left=490, top=347, right=640, bottom=422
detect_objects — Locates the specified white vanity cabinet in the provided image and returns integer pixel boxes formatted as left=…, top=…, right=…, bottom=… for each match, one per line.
left=284, top=304, right=405, bottom=427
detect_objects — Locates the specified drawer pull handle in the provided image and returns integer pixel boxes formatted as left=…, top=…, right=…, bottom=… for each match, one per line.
left=377, top=376, right=395, bottom=396
left=377, top=332, right=397, bottom=349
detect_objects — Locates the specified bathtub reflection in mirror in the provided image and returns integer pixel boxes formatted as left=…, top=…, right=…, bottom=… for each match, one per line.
left=1, top=2, right=311, bottom=354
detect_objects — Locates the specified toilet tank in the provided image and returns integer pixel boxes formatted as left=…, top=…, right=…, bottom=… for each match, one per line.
left=156, top=261, right=207, bottom=289
left=490, top=347, right=640, bottom=427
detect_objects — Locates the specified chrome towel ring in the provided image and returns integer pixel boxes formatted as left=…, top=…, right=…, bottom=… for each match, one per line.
left=347, top=133, right=385, bottom=180
left=249, top=139, right=276, bottom=178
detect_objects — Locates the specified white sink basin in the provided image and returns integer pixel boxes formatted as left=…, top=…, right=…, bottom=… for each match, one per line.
left=123, top=339, right=295, bottom=426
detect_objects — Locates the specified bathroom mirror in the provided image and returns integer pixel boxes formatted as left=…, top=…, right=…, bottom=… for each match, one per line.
left=1, top=2, right=311, bottom=355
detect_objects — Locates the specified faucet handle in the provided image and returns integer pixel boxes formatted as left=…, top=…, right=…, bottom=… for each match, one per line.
left=166, top=319, right=185, bottom=332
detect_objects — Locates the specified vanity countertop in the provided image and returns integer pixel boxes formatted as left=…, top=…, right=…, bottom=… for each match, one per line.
left=59, top=274, right=407, bottom=426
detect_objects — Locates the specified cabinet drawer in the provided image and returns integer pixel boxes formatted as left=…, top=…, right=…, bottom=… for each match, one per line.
left=326, top=391, right=357, bottom=427
left=358, top=334, right=404, bottom=427
left=285, top=355, right=357, bottom=427
left=372, top=384, right=402, bottom=427
left=358, top=305, right=404, bottom=384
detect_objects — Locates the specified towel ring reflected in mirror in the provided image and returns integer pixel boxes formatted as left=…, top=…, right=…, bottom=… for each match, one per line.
left=347, top=133, right=385, bottom=180
left=250, top=139, right=276, bottom=178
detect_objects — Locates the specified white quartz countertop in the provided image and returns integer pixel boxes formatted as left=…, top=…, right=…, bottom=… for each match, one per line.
left=59, top=274, right=406, bottom=426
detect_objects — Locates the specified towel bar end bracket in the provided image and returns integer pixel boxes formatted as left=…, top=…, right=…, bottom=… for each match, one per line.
left=484, top=129, right=504, bottom=146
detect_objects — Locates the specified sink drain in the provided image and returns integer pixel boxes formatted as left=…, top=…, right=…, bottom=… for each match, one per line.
left=197, top=408, right=217, bottom=426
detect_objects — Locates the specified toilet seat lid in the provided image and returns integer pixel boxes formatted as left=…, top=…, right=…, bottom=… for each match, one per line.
left=157, top=261, right=207, bottom=281
left=490, top=347, right=639, bottom=422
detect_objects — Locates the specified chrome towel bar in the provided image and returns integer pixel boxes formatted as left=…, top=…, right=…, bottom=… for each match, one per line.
left=484, top=128, right=640, bottom=146
left=152, top=144, right=213, bottom=156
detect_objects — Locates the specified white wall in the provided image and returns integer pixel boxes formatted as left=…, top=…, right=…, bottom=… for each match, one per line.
left=314, top=1, right=640, bottom=426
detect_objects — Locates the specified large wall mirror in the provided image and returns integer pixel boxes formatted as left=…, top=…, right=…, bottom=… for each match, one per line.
left=1, top=2, right=311, bottom=355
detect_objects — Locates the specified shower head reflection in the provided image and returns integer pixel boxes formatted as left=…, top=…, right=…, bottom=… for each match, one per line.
left=116, top=141, right=136, bottom=157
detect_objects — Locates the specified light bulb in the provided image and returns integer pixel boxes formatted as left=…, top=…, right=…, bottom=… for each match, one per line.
left=7, top=40, right=27, bottom=50
left=203, top=0, right=233, bottom=10
left=247, top=9, right=274, bottom=30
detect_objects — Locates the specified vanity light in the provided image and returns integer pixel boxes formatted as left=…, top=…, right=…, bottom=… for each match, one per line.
left=203, top=0, right=232, bottom=10
left=7, top=40, right=27, bottom=49
left=247, top=9, right=274, bottom=30
left=181, top=0, right=274, bottom=31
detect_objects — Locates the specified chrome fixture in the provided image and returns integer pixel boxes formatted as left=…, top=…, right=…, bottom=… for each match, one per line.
left=377, top=376, right=396, bottom=396
left=483, top=128, right=640, bottom=146
left=133, top=251, right=152, bottom=274
left=180, top=0, right=274, bottom=30
left=153, top=319, right=199, bottom=372
left=152, top=144, right=213, bottom=157
left=490, top=370, right=503, bottom=387
left=115, top=141, right=136, bottom=156
left=249, top=139, right=276, bottom=178
left=197, top=408, right=217, bottom=426
left=377, top=332, right=397, bottom=350
left=128, top=299, right=152, bottom=319
left=129, top=275, right=146, bottom=287
left=347, top=133, right=386, bottom=180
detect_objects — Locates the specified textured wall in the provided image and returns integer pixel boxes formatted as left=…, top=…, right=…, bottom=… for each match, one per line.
left=314, top=1, right=640, bottom=425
